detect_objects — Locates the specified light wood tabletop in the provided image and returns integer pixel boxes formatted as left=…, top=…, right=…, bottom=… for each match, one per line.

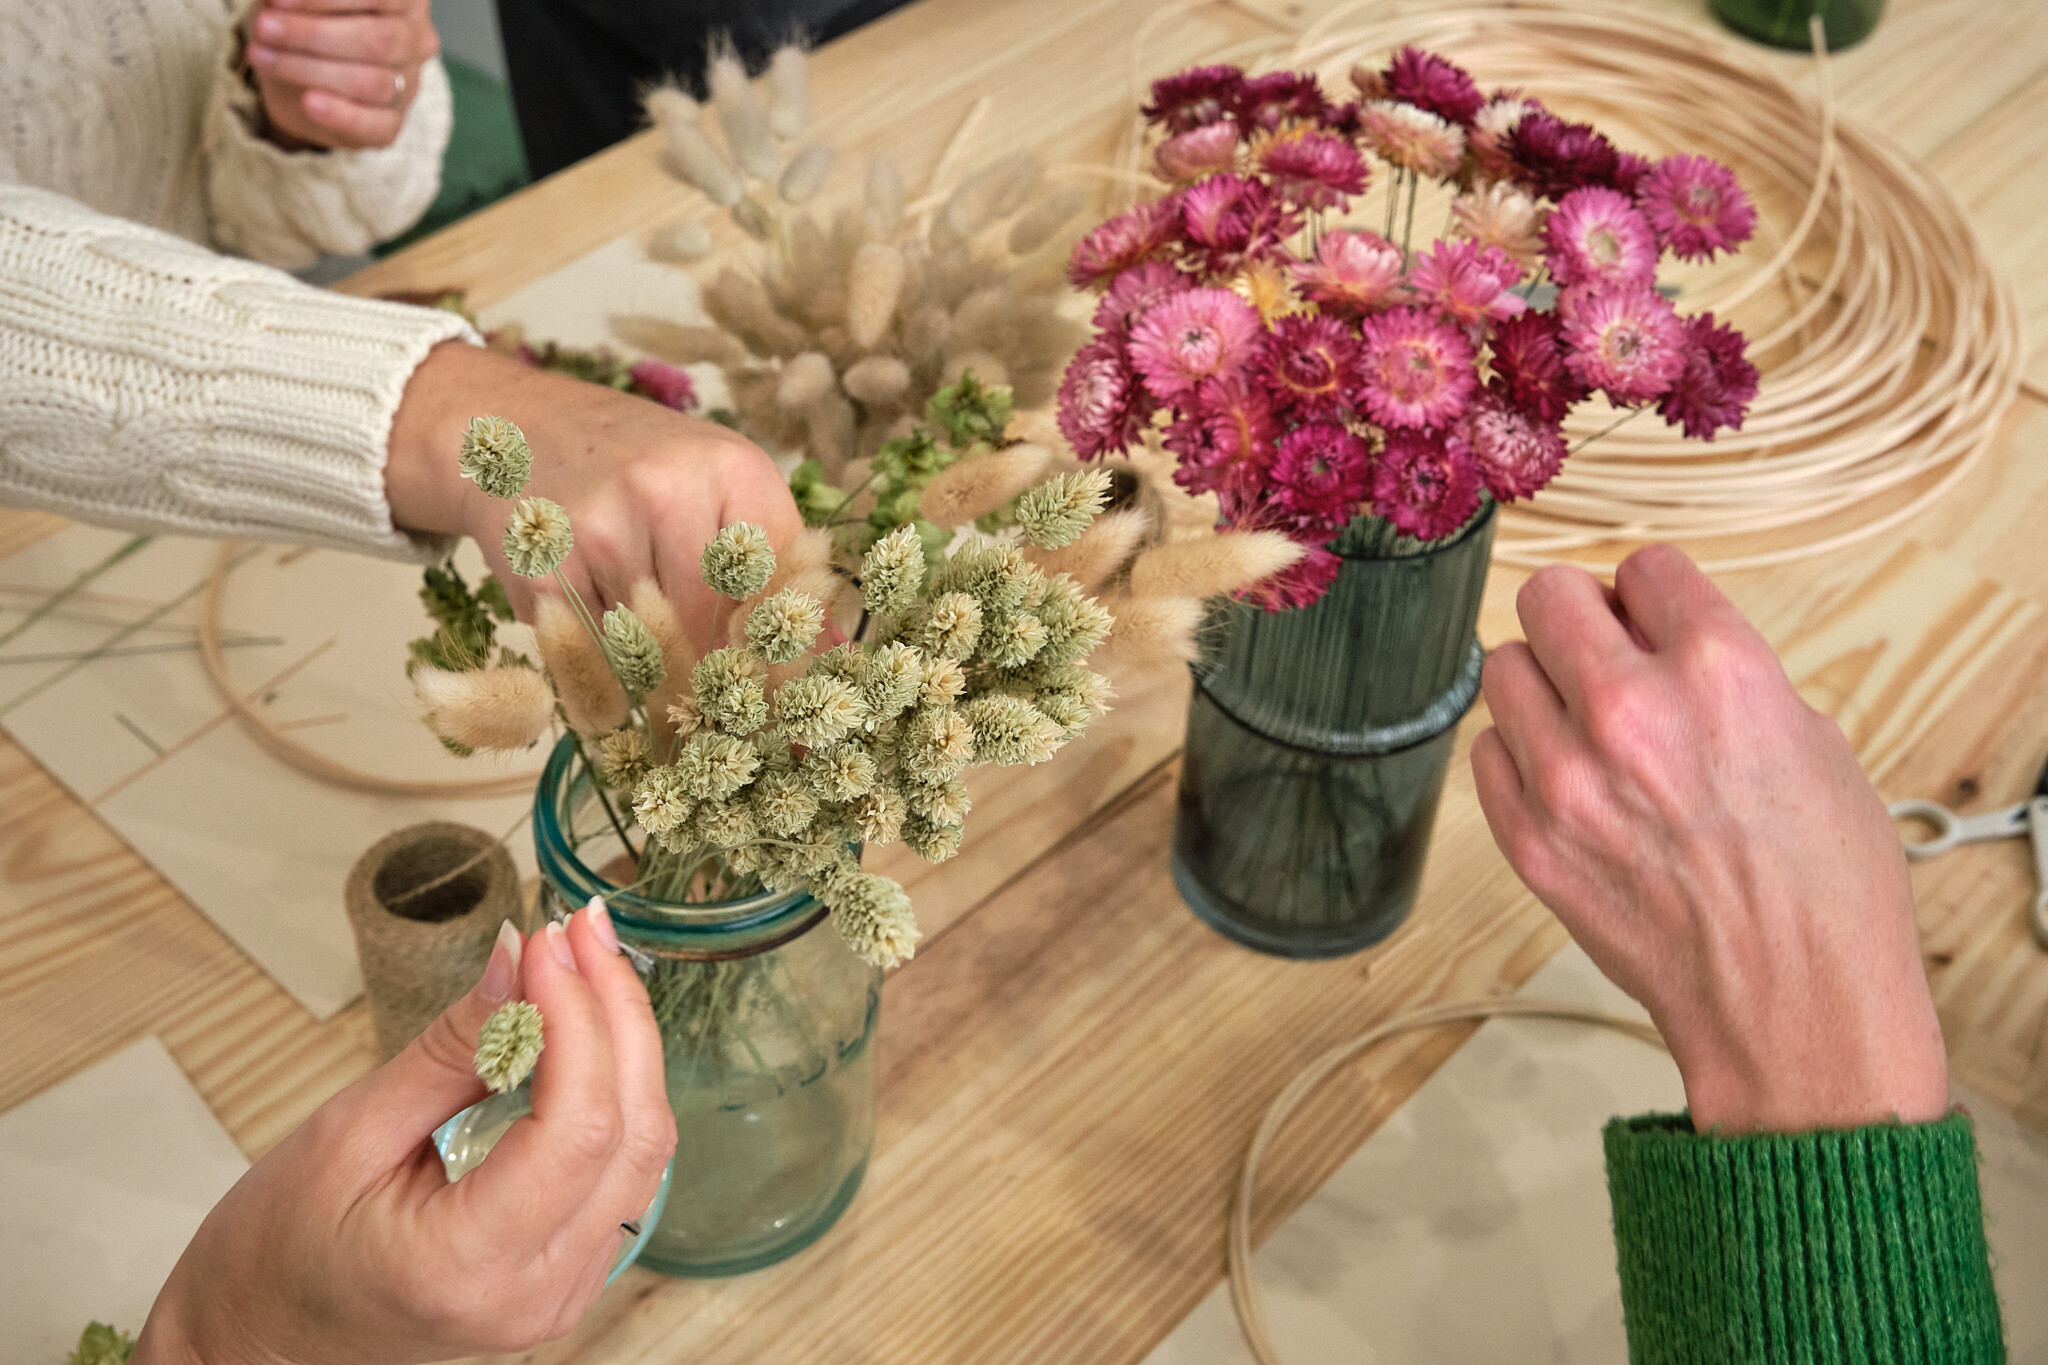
left=4, top=0, right=2048, bottom=1360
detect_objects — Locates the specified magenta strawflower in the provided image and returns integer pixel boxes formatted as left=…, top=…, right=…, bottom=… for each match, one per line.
left=1289, top=228, right=1407, bottom=315
left=1371, top=428, right=1483, bottom=542
left=1143, top=65, right=1244, bottom=133
left=1258, top=314, right=1360, bottom=418
left=1544, top=187, right=1659, bottom=288
left=1470, top=94, right=1540, bottom=181
left=1409, top=239, right=1528, bottom=328
left=1657, top=311, right=1758, bottom=439
left=1092, top=260, right=1194, bottom=336
left=1561, top=283, right=1688, bottom=405
left=1508, top=112, right=1621, bottom=199
left=1487, top=312, right=1589, bottom=422
left=1066, top=197, right=1179, bottom=289
left=1257, top=129, right=1369, bottom=209
left=1358, top=100, right=1466, bottom=179
left=1355, top=306, right=1478, bottom=430
left=1164, top=377, right=1278, bottom=499
left=1382, top=45, right=1485, bottom=125
left=1178, top=173, right=1297, bottom=276
left=1056, top=337, right=1147, bottom=459
left=629, top=359, right=698, bottom=412
left=1270, top=421, right=1372, bottom=535
left=1233, top=71, right=1327, bottom=132
left=1157, top=122, right=1241, bottom=181
left=1636, top=154, right=1758, bottom=262
left=1465, top=389, right=1567, bottom=501
left=1128, top=287, right=1265, bottom=402
left=1241, top=546, right=1342, bottom=611
left=1610, top=151, right=1652, bottom=198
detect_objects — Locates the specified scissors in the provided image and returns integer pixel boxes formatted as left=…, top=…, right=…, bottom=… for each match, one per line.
left=1889, top=755, right=2048, bottom=951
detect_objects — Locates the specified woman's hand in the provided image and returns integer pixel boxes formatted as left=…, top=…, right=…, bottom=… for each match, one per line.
left=385, top=342, right=802, bottom=653
left=1471, top=543, right=1948, bottom=1133
left=245, top=0, right=439, bottom=151
left=133, top=902, right=676, bottom=1365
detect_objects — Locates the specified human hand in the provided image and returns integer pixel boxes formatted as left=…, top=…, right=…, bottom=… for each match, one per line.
left=1470, top=543, right=1948, bottom=1134
left=133, top=902, right=676, bottom=1365
left=244, top=0, right=438, bottom=151
left=385, top=342, right=802, bottom=652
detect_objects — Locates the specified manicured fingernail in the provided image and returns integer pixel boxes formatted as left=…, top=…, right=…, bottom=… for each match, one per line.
left=246, top=43, right=275, bottom=66
left=584, top=896, right=621, bottom=954
left=480, top=921, right=521, bottom=1003
left=544, top=919, right=579, bottom=972
left=253, top=12, right=283, bottom=39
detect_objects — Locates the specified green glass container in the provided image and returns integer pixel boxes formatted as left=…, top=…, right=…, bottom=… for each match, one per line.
left=1171, top=502, right=1496, bottom=957
left=532, top=736, right=880, bottom=1277
left=1711, top=0, right=1886, bottom=51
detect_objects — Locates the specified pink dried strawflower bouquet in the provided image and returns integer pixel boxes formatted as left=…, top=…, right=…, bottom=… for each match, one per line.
left=1058, top=49, right=1761, bottom=609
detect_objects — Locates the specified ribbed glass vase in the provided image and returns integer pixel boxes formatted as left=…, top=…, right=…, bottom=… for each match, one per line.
left=1171, top=501, right=1496, bottom=957
left=1710, top=0, right=1885, bottom=50
left=532, top=736, right=879, bottom=1277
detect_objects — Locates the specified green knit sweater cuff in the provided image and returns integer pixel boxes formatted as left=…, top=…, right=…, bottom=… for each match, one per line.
left=1603, top=1111, right=2004, bottom=1364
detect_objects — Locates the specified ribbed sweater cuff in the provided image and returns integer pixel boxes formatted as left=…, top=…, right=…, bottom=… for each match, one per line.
left=1604, top=1111, right=2004, bottom=1364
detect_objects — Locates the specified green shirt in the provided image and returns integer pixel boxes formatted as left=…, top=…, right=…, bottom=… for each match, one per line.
left=1604, top=1111, right=2006, bottom=1362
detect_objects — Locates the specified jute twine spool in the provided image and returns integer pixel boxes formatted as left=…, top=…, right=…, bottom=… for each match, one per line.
left=344, top=821, right=528, bottom=1058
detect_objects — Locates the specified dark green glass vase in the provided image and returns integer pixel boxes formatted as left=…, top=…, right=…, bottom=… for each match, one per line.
left=1171, top=502, right=1496, bottom=957
left=1711, top=0, right=1886, bottom=51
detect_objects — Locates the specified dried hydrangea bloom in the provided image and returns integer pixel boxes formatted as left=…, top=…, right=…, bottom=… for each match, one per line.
left=459, top=415, right=533, bottom=500
left=859, top=642, right=925, bottom=723
left=502, top=497, right=573, bottom=578
left=701, top=523, right=776, bottom=600
left=746, top=589, right=826, bottom=664
left=905, top=774, right=971, bottom=825
left=694, top=799, right=759, bottom=848
left=919, top=654, right=968, bottom=706
left=803, top=741, right=878, bottom=801
left=900, top=705, right=975, bottom=784
left=854, top=786, right=907, bottom=846
left=860, top=525, right=927, bottom=617
left=474, top=1000, right=544, bottom=1094
left=902, top=812, right=965, bottom=863
left=981, top=611, right=1049, bottom=669
left=821, top=868, right=921, bottom=968
left=906, top=591, right=984, bottom=662
left=600, top=605, right=665, bottom=695
left=1015, top=468, right=1113, bottom=550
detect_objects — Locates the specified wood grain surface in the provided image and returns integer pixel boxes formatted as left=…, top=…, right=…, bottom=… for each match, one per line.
left=3, top=1, right=2047, bottom=1361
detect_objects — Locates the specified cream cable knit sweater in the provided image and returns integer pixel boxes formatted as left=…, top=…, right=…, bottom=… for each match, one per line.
left=0, top=0, right=475, bottom=560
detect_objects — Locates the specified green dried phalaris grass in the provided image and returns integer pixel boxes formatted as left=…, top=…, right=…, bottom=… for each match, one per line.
left=474, top=1000, right=544, bottom=1094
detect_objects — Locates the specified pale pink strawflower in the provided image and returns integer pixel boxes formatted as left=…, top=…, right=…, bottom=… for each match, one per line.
left=1356, top=305, right=1478, bottom=429
left=1450, top=181, right=1548, bottom=268
left=1289, top=229, right=1407, bottom=315
left=1156, top=122, right=1241, bottom=180
left=1056, top=337, right=1147, bottom=459
left=1470, top=96, right=1541, bottom=183
left=1408, top=239, right=1527, bottom=328
left=1464, top=389, right=1567, bottom=501
left=1127, top=287, right=1266, bottom=402
left=1358, top=100, right=1465, bottom=179
left=1256, top=128, right=1368, bottom=209
left=1092, top=260, right=1194, bottom=335
left=1560, top=283, right=1688, bottom=405
left=1544, top=187, right=1659, bottom=288
left=1635, top=154, right=1757, bottom=262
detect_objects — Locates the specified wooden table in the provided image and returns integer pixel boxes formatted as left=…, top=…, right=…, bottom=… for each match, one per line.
left=5, top=0, right=2048, bottom=1359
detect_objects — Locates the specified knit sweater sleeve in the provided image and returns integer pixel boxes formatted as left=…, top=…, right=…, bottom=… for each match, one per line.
left=0, top=181, right=475, bottom=560
left=200, top=50, right=453, bottom=270
left=1604, top=1110, right=2006, bottom=1363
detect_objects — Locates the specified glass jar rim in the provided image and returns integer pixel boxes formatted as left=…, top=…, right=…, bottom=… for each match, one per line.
left=532, top=734, right=822, bottom=947
left=1330, top=496, right=1496, bottom=564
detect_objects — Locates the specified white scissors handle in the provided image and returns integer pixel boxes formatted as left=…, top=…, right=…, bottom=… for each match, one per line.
left=1887, top=798, right=2029, bottom=858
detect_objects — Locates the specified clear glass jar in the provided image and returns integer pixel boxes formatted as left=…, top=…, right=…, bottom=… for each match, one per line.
left=532, top=736, right=881, bottom=1277
left=1172, top=502, right=1497, bottom=957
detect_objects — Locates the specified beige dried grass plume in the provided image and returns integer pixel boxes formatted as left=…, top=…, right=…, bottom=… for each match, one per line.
left=414, top=665, right=555, bottom=753
left=1129, top=532, right=1306, bottom=601
left=1097, top=595, right=1203, bottom=668
left=917, top=444, right=1052, bottom=524
left=1025, top=507, right=1153, bottom=590
left=535, top=596, right=629, bottom=736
